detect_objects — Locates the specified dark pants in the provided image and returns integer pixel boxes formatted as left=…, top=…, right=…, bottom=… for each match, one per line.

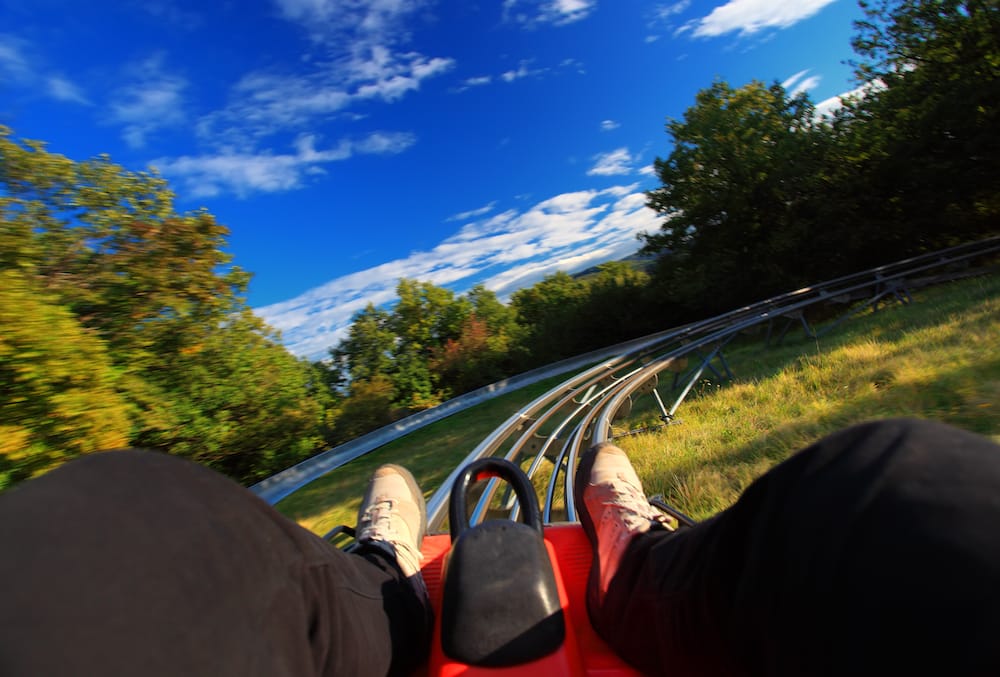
left=2, top=420, right=998, bottom=676
left=596, top=418, right=1000, bottom=676
left=0, top=450, right=431, bottom=677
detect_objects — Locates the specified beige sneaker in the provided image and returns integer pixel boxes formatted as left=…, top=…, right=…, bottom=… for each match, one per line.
left=356, top=464, right=427, bottom=577
left=574, top=443, right=671, bottom=607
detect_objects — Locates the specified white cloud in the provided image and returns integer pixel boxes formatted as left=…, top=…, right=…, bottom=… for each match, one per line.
left=655, top=1, right=691, bottom=19
left=782, top=69, right=822, bottom=97
left=256, top=184, right=660, bottom=359
left=199, top=53, right=453, bottom=145
left=153, top=130, right=416, bottom=198
left=814, top=81, right=883, bottom=119
left=46, top=76, right=89, bottom=104
left=600, top=119, right=620, bottom=131
left=501, top=60, right=547, bottom=82
left=447, top=201, right=498, bottom=222
left=268, top=0, right=451, bottom=104
left=0, top=35, right=89, bottom=105
left=108, top=55, right=187, bottom=148
left=503, top=0, right=597, bottom=28
left=464, top=75, right=492, bottom=87
left=587, top=147, right=635, bottom=176
left=686, top=0, right=837, bottom=38
left=274, top=0, right=429, bottom=45
left=0, top=35, right=30, bottom=80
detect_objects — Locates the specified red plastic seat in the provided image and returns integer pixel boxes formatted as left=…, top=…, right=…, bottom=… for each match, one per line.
left=419, top=523, right=644, bottom=676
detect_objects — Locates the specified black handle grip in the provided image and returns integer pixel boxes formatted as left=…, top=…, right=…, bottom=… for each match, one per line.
left=449, top=457, right=543, bottom=542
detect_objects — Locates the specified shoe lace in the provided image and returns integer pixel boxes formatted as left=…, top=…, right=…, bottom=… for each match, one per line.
left=602, top=474, right=670, bottom=531
left=358, top=498, right=396, bottom=540
left=358, top=498, right=423, bottom=571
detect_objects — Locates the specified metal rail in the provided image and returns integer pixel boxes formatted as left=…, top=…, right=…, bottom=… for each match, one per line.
left=424, top=236, right=1000, bottom=532
left=254, top=237, right=999, bottom=534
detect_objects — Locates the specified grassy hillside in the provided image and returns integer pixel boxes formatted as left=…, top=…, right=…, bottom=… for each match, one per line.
left=277, top=273, right=999, bottom=533
left=614, top=274, right=999, bottom=521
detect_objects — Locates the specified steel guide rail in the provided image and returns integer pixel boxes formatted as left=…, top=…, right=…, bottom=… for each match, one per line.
left=424, top=236, right=999, bottom=531
left=253, top=237, right=998, bottom=533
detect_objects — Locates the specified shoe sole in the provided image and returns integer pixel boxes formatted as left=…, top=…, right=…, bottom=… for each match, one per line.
left=381, top=463, right=428, bottom=548
left=572, top=445, right=604, bottom=624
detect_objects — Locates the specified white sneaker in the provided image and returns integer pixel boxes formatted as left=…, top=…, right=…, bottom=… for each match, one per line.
left=574, top=443, right=671, bottom=605
left=356, top=464, right=427, bottom=578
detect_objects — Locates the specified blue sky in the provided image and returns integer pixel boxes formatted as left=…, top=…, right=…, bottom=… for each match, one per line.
left=1, top=0, right=865, bottom=359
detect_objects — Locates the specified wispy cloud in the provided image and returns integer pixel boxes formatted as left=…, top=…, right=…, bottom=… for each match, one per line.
left=0, top=34, right=90, bottom=105
left=454, top=58, right=581, bottom=93
left=587, top=147, right=635, bottom=176
left=0, top=35, right=31, bottom=80
left=257, top=184, right=660, bottom=359
left=646, top=1, right=692, bottom=42
left=501, top=59, right=547, bottom=83
left=108, top=54, right=187, bottom=148
left=782, top=69, right=822, bottom=97
left=600, top=119, right=620, bottom=131
left=654, top=1, right=691, bottom=20
left=152, top=131, right=416, bottom=198
left=269, top=0, right=451, bottom=103
left=503, top=0, right=597, bottom=28
left=465, top=75, right=493, bottom=87
left=46, top=76, right=90, bottom=104
left=679, top=0, right=837, bottom=38
left=814, top=81, right=882, bottom=119
left=149, top=1, right=451, bottom=198
left=447, top=201, right=498, bottom=222
left=198, top=53, right=453, bottom=145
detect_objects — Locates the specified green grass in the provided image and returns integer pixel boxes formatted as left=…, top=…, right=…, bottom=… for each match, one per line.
left=275, top=372, right=575, bottom=535
left=612, top=274, right=1000, bottom=521
left=278, top=273, right=999, bottom=533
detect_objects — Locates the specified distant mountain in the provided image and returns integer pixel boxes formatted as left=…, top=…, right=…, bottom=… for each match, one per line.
left=571, top=250, right=660, bottom=279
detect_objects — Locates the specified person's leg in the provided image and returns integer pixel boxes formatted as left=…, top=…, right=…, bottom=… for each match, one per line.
left=0, top=450, right=431, bottom=677
left=577, top=419, right=1000, bottom=676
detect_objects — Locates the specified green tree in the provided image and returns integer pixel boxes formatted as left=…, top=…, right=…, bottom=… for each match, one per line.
left=643, top=80, right=829, bottom=311
left=584, top=262, right=656, bottom=346
left=511, top=272, right=590, bottom=364
left=0, top=127, right=249, bottom=365
left=839, top=0, right=1000, bottom=251
left=0, top=127, right=330, bottom=485
left=388, top=279, right=470, bottom=409
left=333, top=375, right=397, bottom=442
left=0, top=269, right=131, bottom=487
left=131, top=311, right=333, bottom=483
left=331, top=303, right=396, bottom=385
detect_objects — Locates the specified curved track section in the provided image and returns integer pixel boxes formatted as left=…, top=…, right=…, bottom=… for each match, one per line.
left=254, top=237, right=998, bottom=533
left=424, top=237, right=999, bottom=532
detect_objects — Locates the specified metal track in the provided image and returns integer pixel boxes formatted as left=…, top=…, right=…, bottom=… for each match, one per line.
left=253, top=237, right=999, bottom=532
left=423, top=236, right=1000, bottom=532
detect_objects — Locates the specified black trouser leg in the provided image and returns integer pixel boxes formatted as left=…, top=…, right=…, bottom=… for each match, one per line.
left=0, top=450, right=431, bottom=677
left=596, top=419, right=1000, bottom=676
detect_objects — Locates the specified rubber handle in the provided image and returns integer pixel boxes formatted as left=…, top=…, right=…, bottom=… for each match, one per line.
left=449, top=457, right=543, bottom=542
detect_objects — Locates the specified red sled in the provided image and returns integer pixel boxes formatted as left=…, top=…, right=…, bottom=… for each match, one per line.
left=413, top=457, right=644, bottom=677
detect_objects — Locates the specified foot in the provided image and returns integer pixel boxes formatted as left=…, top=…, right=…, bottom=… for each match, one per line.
left=356, top=464, right=427, bottom=577
left=574, top=443, right=671, bottom=606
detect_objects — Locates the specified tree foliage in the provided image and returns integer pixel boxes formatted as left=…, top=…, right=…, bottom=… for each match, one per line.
left=0, top=127, right=330, bottom=486
left=642, top=0, right=999, bottom=311
left=643, top=81, right=833, bottom=310
left=6, top=1, right=997, bottom=484
left=844, top=0, right=1000, bottom=246
left=0, top=269, right=131, bottom=488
